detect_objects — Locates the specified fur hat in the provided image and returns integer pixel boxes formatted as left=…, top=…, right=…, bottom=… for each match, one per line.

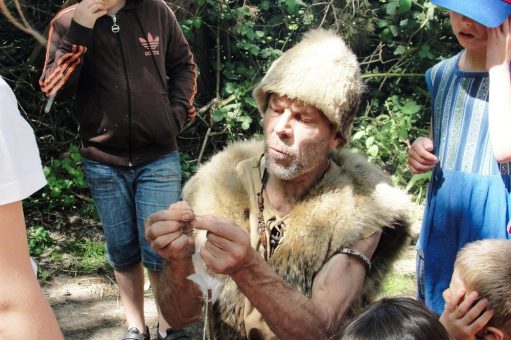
left=253, top=29, right=364, bottom=144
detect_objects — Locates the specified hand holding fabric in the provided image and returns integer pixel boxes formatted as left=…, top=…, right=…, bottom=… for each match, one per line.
left=408, top=137, right=438, bottom=174
left=145, top=201, right=195, bottom=261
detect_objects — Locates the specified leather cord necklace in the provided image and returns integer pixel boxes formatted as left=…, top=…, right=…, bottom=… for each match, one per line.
left=257, top=169, right=286, bottom=260
left=257, top=169, right=270, bottom=260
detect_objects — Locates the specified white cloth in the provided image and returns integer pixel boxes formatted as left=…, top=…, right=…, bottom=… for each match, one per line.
left=0, top=76, right=46, bottom=205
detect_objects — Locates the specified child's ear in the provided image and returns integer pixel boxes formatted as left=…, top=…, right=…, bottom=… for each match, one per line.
left=482, top=326, right=505, bottom=340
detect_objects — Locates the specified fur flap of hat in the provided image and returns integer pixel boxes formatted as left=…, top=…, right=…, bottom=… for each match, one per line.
left=253, top=28, right=364, bottom=143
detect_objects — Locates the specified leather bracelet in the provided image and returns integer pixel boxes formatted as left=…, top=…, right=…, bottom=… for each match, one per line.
left=334, top=248, right=372, bottom=271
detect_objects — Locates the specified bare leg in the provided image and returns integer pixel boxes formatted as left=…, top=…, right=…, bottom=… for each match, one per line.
left=116, top=263, right=146, bottom=331
left=148, top=269, right=171, bottom=331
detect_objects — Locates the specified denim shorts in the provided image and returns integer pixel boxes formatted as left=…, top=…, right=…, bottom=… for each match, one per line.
left=83, top=151, right=181, bottom=271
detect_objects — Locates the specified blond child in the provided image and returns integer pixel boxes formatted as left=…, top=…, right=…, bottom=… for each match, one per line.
left=440, top=239, right=511, bottom=340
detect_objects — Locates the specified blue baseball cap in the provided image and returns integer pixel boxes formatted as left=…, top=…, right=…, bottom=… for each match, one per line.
left=431, top=0, right=511, bottom=28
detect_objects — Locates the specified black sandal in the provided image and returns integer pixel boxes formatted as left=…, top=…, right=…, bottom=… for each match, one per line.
left=157, top=325, right=191, bottom=340
left=120, top=326, right=150, bottom=340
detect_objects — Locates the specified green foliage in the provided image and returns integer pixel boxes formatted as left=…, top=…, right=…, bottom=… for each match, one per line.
left=351, top=95, right=429, bottom=200
left=27, top=226, right=53, bottom=256
left=3, top=0, right=462, bottom=254
left=25, top=144, right=96, bottom=217
left=182, top=0, right=315, bottom=142
left=181, top=152, right=198, bottom=181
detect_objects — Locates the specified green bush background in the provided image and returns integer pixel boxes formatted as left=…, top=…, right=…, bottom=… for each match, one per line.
left=1, top=0, right=458, bottom=261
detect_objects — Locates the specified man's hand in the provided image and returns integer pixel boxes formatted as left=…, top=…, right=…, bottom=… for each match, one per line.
left=145, top=201, right=195, bottom=261
left=194, top=216, right=257, bottom=275
left=408, top=137, right=438, bottom=174
left=486, top=17, right=511, bottom=72
left=73, top=0, right=108, bottom=29
left=439, top=288, right=494, bottom=340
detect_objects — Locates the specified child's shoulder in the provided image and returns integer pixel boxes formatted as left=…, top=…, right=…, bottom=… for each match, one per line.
left=426, top=52, right=462, bottom=84
left=430, top=52, right=462, bottom=73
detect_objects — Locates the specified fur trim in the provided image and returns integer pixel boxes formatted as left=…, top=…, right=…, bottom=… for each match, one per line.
left=253, top=29, right=365, bottom=143
left=183, top=139, right=413, bottom=339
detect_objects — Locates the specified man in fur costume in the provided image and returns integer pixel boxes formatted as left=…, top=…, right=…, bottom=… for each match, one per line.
left=145, top=29, right=412, bottom=340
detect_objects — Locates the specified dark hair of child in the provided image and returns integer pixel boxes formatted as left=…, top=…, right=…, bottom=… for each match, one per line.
left=339, top=296, right=451, bottom=340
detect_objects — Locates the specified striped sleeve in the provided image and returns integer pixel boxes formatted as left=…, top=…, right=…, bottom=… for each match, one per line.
left=39, top=6, right=91, bottom=98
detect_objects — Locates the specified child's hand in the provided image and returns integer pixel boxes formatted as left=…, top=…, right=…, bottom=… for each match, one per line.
left=73, top=0, right=108, bottom=29
left=486, top=17, right=511, bottom=72
left=439, top=288, right=494, bottom=340
left=407, top=137, right=437, bottom=174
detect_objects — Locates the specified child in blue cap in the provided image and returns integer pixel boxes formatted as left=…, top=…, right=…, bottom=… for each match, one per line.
left=408, top=0, right=511, bottom=315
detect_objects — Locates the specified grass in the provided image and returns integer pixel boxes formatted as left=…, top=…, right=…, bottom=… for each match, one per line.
left=73, top=240, right=108, bottom=273
left=381, top=272, right=416, bottom=297
left=45, top=239, right=109, bottom=276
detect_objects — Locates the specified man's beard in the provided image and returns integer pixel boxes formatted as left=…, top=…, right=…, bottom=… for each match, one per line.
left=264, top=135, right=329, bottom=181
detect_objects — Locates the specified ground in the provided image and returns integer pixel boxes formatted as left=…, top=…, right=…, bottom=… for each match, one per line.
left=42, top=241, right=418, bottom=340
left=44, top=273, right=204, bottom=339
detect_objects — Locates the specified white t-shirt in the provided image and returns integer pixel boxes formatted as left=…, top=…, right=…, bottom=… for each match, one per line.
left=0, top=76, right=46, bottom=205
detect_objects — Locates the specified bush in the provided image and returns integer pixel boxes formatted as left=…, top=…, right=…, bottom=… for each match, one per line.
left=2, top=0, right=459, bottom=251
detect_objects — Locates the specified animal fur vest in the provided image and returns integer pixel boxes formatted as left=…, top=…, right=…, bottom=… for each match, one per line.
left=183, top=139, right=412, bottom=339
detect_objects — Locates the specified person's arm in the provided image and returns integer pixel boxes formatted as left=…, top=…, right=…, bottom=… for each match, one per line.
left=0, top=201, right=63, bottom=339
left=196, top=215, right=381, bottom=339
left=487, top=17, right=511, bottom=163
left=39, top=0, right=106, bottom=98
left=145, top=202, right=204, bottom=328
left=163, top=6, right=197, bottom=129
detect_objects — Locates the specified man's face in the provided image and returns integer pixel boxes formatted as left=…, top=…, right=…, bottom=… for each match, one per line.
left=263, top=94, right=339, bottom=181
left=449, top=11, right=488, bottom=51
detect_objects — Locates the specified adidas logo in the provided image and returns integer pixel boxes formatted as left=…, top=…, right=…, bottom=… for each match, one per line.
left=139, top=33, right=160, bottom=56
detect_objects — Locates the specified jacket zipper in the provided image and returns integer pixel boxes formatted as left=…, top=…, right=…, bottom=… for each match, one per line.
left=112, top=15, right=133, bottom=167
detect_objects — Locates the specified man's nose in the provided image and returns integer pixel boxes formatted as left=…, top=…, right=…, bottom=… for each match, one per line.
left=273, top=110, right=293, bottom=136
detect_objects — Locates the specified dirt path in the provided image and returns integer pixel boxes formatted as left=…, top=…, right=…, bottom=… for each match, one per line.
left=44, top=244, right=418, bottom=340
left=44, top=275, right=203, bottom=339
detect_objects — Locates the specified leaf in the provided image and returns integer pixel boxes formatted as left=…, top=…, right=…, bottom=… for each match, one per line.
left=367, top=144, right=379, bottom=158
left=352, top=130, right=365, bottom=140
left=224, top=82, right=236, bottom=94
left=398, top=0, right=412, bottom=14
left=389, top=25, right=399, bottom=37
left=386, top=0, right=399, bottom=15
left=405, top=172, right=431, bottom=193
left=260, top=0, right=270, bottom=11
left=366, top=136, right=375, bottom=148
left=418, top=44, right=434, bottom=59
left=401, top=101, right=422, bottom=115
left=394, top=45, right=407, bottom=55
left=241, top=120, right=251, bottom=130
left=249, top=45, right=260, bottom=56
left=244, top=97, right=257, bottom=107
left=212, top=110, right=224, bottom=122
left=267, top=15, right=284, bottom=26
